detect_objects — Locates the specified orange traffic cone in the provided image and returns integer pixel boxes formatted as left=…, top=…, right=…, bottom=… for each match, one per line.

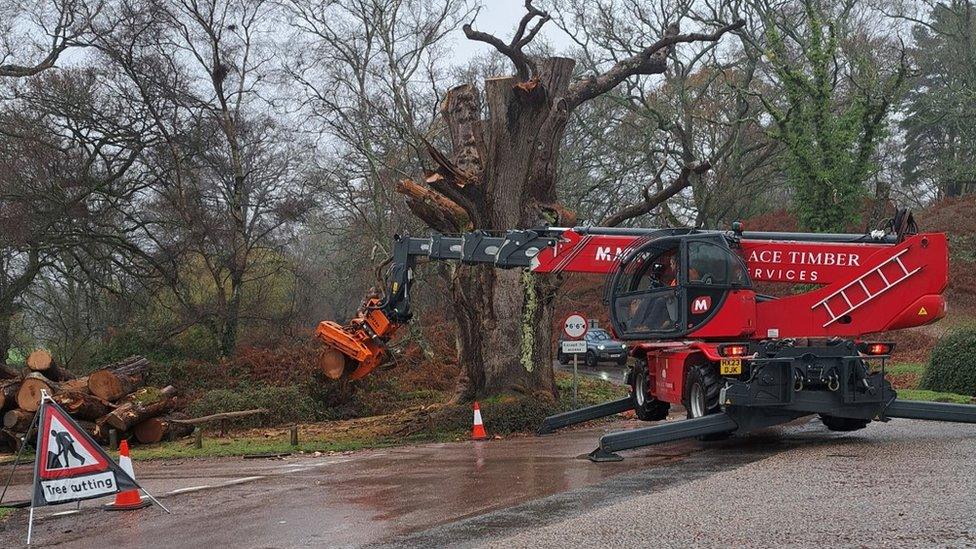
left=472, top=401, right=487, bottom=440
left=107, top=440, right=150, bottom=511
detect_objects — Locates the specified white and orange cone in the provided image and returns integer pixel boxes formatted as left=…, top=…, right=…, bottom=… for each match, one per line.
left=472, top=401, right=488, bottom=440
left=106, top=440, right=150, bottom=511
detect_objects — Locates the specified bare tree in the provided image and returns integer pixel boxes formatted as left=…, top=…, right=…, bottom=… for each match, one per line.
left=387, top=1, right=742, bottom=399
left=0, top=0, right=101, bottom=78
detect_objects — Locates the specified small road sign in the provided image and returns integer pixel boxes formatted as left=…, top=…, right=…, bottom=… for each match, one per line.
left=561, top=340, right=587, bottom=354
left=562, top=313, right=588, bottom=340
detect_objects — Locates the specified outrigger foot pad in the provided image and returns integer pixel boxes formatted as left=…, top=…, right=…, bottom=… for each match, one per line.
left=586, top=447, right=624, bottom=462
left=537, top=397, right=634, bottom=435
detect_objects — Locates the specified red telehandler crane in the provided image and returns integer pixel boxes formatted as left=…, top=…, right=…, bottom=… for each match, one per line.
left=317, top=210, right=976, bottom=461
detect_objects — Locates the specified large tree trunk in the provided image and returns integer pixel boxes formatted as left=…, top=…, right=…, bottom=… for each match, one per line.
left=0, top=310, right=10, bottom=367
left=0, top=379, right=21, bottom=412
left=88, top=356, right=150, bottom=401
left=17, top=372, right=59, bottom=412
left=104, top=385, right=177, bottom=431
left=403, top=59, right=577, bottom=401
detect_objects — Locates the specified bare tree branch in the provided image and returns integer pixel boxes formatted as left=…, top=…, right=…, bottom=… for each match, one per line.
left=567, top=19, right=745, bottom=108
left=601, top=161, right=712, bottom=227
left=462, top=0, right=550, bottom=81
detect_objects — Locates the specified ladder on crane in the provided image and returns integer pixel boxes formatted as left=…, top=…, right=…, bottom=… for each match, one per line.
left=812, top=248, right=922, bottom=327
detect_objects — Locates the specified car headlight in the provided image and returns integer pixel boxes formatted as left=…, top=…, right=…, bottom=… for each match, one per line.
left=621, top=344, right=627, bottom=349
left=597, top=344, right=606, bottom=350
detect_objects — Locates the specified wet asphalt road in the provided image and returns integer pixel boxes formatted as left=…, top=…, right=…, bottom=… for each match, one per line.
left=2, top=415, right=976, bottom=547
left=553, top=359, right=629, bottom=385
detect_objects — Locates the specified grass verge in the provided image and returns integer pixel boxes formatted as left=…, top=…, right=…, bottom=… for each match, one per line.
left=0, top=507, right=12, bottom=521
left=895, top=389, right=975, bottom=404
left=887, top=361, right=975, bottom=403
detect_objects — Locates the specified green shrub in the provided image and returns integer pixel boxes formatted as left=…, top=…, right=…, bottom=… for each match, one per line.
left=920, top=328, right=976, bottom=396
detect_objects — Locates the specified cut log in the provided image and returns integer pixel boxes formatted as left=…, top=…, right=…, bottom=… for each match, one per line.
left=88, top=356, right=150, bottom=401
left=59, top=376, right=90, bottom=394
left=0, top=379, right=21, bottom=411
left=25, top=349, right=75, bottom=382
left=134, top=414, right=194, bottom=444
left=17, top=372, right=59, bottom=412
left=53, top=391, right=111, bottom=421
left=3, top=408, right=34, bottom=432
left=104, top=385, right=176, bottom=432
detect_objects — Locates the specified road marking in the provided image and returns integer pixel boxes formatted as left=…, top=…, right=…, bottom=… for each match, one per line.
left=219, top=476, right=264, bottom=486
left=168, top=485, right=211, bottom=495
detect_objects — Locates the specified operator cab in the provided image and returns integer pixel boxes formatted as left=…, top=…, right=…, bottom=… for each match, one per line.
left=608, top=232, right=751, bottom=340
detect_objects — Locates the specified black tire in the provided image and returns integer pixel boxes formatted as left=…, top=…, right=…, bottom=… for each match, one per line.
left=819, top=414, right=870, bottom=432
left=683, top=362, right=728, bottom=440
left=630, top=359, right=670, bottom=421
left=585, top=351, right=598, bottom=368
left=558, top=352, right=569, bottom=365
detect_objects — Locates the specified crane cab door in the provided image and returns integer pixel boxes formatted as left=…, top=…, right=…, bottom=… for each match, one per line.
left=609, top=233, right=752, bottom=340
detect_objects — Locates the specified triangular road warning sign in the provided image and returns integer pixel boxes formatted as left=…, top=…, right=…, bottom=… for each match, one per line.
left=31, top=397, right=140, bottom=507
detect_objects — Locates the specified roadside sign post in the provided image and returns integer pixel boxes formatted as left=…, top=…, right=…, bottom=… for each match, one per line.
left=561, top=313, right=588, bottom=407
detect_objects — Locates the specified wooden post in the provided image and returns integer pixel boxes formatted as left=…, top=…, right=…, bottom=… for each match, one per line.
left=109, top=429, right=119, bottom=451
left=194, top=428, right=202, bottom=449
left=290, top=426, right=298, bottom=446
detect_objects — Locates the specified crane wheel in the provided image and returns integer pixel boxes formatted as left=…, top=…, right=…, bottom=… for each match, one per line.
left=684, top=362, right=729, bottom=440
left=630, top=359, right=670, bottom=421
left=819, top=414, right=870, bottom=432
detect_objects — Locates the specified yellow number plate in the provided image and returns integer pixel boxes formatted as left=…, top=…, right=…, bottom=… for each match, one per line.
left=720, top=358, right=742, bottom=375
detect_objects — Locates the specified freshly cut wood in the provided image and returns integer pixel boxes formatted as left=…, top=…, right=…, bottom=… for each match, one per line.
left=17, top=372, right=59, bottom=412
left=104, top=385, right=176, bottom=431
left=59, top=376, right=90, bottom=394
left=0, top=379, right=20, bottom=411
left=134, top=414, right=194, bottom=444
left=53, top=391, right=111, bottom=421
left=88, top=356, right=150, bottom=401
left=4, top=408, right=33, bottom=432
left=25, top=349, right=75, bottom=382
left=173, top=408, right=268, bottom=425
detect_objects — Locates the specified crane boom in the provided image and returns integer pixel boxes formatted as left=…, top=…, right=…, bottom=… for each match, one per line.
left=316, top=212, right=947, bottom=381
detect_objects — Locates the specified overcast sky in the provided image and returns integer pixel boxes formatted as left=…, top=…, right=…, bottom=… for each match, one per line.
left=447, top=0, right=575, bottom=61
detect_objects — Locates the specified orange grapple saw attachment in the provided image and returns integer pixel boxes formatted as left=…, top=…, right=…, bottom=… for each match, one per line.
left=315, top=297, right=399, bottom=381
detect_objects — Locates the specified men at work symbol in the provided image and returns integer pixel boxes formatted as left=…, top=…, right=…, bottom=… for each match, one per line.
left=47, top=429, right=86, bottom=469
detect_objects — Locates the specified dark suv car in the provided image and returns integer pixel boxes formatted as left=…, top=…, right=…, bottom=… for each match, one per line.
left=557, top=328, right=629, bottom=367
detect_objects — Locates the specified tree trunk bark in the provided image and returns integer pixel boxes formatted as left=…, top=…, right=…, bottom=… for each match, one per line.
left=0, top=309, right=11, bottom=367
left=53, top=391, right=112, bottom=421
left=88, top=356, right=150, bottom=401
left=0, top=379, right=21, bottom=412
left=104, top=385, right=177, bottom=431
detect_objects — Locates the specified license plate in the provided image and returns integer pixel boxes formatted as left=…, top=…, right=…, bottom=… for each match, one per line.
left=720, top=358, right=742, bottom=375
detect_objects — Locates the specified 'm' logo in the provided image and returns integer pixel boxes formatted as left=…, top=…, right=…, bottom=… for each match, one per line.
left=691, top=296, right=712, bottom=314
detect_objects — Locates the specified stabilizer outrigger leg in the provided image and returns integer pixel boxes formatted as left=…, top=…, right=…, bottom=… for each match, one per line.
left=537, top=397, right=633, bottom=435
left=587, top=413, right=740, bottom=462
left=885, top=399, right=976, bottom=423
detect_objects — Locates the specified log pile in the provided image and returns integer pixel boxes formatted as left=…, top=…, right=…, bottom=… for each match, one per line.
left=0, top=352, right=191, bottom=452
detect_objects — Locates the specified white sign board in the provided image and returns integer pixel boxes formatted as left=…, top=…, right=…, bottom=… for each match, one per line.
left=561, top=340, right=587, bottom=354
left=562, top=313, right=588, bottom=339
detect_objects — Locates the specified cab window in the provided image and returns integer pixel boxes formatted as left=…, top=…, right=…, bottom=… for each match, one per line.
left=687, top=241, right=750, bottom=287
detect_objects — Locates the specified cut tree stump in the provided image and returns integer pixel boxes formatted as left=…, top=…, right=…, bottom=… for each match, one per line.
left=17, top=372, right=59, bottom=412
left=133, top=414, right=194, bottom=444
left=104, top=385, right=176, bottom=431
left=53, top=391, right=111, bottom=421
left=3, top=408, right=34, bottom=432
left=88, top=356, right=150, bottom=401
left=0, top=379, right=21, bottom=411
left=0, top=428, right=24, bottom=452
left=26, top=349, right=75, bottom=382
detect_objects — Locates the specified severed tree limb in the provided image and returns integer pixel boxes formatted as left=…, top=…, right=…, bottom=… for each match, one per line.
left=462, top=1, right=550, bottom=81
left=567, top=19, right=745, bottom=108
left=601, top=161, right=712, bottom=227
left=395, top=179, right=468, bottom=233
